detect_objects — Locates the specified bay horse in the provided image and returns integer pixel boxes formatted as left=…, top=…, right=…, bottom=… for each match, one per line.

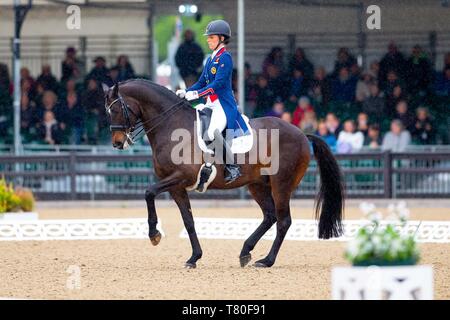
left=102, top=79, right=344, bottom=268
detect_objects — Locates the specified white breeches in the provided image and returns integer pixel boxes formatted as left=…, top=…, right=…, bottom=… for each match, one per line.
left=198, top=96, right=227, bottom=141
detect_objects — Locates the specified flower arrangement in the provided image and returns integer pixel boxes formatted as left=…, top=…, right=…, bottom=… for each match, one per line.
left=345, top=201, right=420, bottom=266
left=0, top=177, right=35, bottom=214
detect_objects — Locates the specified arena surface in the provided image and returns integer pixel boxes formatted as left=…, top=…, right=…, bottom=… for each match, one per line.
left=0, top=199, right=449, bottom=300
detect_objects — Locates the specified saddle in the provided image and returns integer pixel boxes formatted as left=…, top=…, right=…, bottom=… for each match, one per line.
left=185, top=105, right=254, bottom=193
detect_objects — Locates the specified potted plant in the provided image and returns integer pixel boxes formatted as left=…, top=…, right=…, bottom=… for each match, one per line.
left=345, top=202, right=420, bottom=266
left=332, top=202, right=433, bottom=300
left=0, top=177, right=38, bottom=220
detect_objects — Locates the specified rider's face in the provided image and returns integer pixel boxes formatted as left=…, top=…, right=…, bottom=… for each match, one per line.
left=207, top=35, right=221, bottom=50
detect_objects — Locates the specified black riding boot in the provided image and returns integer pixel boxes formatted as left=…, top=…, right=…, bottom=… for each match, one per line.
left=221, top=134, right=241, bottom=184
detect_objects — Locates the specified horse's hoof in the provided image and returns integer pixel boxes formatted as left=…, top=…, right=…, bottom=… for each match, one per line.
left=184, top=262, right=196, bottom=269
left=149, top=231, right=162, bottom=246
left=254, top=260, right=272, bottom=268
left=239, top=254, right=252, bottom=268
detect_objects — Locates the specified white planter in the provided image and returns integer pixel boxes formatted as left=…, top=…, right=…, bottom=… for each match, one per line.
left=0, top=212, right=39, bottom=221
left=332, top=265, right=433, bottom=300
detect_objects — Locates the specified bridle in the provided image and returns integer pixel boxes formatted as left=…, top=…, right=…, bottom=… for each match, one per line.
left=105, top=93, right=139, bottom=145
left=105, top=92, right=187, bottom=146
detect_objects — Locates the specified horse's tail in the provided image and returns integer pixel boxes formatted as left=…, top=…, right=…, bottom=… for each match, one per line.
left=306, top=134, right=345, bottom=239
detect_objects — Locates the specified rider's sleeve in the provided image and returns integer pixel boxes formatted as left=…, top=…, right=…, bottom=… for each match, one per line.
left=196, top=54, right=232, bottom=98
left=187, top=58, right=208, bottom=92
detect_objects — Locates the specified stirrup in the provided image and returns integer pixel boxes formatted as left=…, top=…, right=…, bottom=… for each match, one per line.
left=224, top=164, right=241, bottom=184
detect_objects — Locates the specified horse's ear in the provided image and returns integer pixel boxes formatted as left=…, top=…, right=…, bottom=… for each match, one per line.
left=101, top=83, right=110, bottom=96
left=112, top=83, right=119, bottom=98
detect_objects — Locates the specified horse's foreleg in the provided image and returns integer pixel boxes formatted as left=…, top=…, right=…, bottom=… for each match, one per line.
left=145, top=174, right=181, bottom=246
left=169, top=188, right=202, bottom=269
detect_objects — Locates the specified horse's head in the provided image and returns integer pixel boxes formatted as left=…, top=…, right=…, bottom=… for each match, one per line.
left=102, top=83, right=140, bottom=150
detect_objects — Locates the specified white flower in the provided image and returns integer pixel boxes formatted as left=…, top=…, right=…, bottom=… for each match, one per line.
left=346, top=239, right=360, bottom=259
left=360, top=202, right=376, bottom=215
left=397, top=207, right=410, bottom=221
left=368, top=211, right=382, bottom=224
left=389, top=238, right=402, bottom=257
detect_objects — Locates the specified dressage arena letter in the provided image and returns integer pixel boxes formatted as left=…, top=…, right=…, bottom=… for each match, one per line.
left=366, top=5, right=381, bottom=30
left=66, top=265, right=81, bottom=290
left=66, top=5, right=81, bottom=30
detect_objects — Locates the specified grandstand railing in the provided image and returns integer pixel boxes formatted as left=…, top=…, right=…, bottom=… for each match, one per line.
left=1, top=151, right=449, bottom=200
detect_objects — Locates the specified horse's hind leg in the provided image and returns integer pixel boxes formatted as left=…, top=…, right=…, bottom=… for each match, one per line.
left=239, top=182, right=276, bottom=267
left=254, top=186, right=292, bottom=268
left=170, top=188, right=203, bottom=269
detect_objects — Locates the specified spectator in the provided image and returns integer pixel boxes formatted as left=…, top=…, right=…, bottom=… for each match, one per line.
left=292, top=96, right=314, bottom=127
left=175, top=30, right=204, bottom=88
left=266, top=64, right=287, bottom=101
left=36, top=64, right=59, bottom=93
left=337, top=119, right=364, bottom=153
left=59, top=89, right=85, bottom=144
left=82, top=78, right=105, bottom=144
left=113, top=55, right=135, bottom=82
left=281, top=111, right=292, bottom=123
left=37, top=111, right=64, bottom=145
left=393, top=100, right=415, bottom=132
left=262, top=47, right=284, bottom=76
left=382, top=119, right=411, bottom=152
left=332, top=48, right=357, bottom=78
left=362, top=83, right=385, bottom=123
left=300, top=110, right=318, bottom=134
left=385, top=84, right=406, bottom=117
left=363, top=124, right=382, bottom=149
left=288, top=68, right=308, bottom=104
left=61, top=47, right=84, bottom=83
left=331, top=67, right=357, bottom=103
left=405, top=45, right=433, bottom=95
left=383, top=70, right=405, bottom=100
left=288, top=47, right=314, bottom=82
left=412, top=107, right=435, bottom=145
left=265, top=100, right=285, bottom=118
left=0, top=64, right=12, bottom=140
left=86, top=56, right=110, bottom=84
left=368, top=60, right=380, bottom=81
left=309, top=66, right=332, bottom=109
left=20, top=93, right=39, bottom=142
left=356, top=73, right=375, bottom=102
left=253, top=75, right=276, bottom=118
left=325, top=112, right=342, bottom=137
left=316, top=120, right=337, bottom=152
left=38, top=90, right=61, bottom=121
left=356, top=112, right=369, bottom=137
left=379, top=42, right=407, bottom=87
left=434, top=66, right=450, bottom=97
left=244, top=62, right=258, bottom=116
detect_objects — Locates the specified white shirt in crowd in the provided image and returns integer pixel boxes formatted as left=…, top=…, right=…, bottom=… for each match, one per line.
left=337, top=131, right=364, bottom=152
left=381, top=130, right=411, bottom=152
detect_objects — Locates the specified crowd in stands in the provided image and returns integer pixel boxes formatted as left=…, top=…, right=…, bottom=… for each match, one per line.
left=241, top=43, right=450, bottom=153
left=0, top=39, right=449, bottom=153
left=0, top=47, right=136, bottom=145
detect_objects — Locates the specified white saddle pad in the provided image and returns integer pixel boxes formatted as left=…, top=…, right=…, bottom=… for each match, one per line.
left=195, top=105, right=254, bottom=154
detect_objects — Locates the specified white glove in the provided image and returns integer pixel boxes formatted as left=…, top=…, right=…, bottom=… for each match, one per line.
left=185, top=90, right=199, bottom=101
left=176, top=89, right=186, bottom=98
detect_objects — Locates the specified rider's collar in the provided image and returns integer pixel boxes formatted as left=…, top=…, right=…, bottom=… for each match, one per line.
left=211, top=45, right=225, bottom=59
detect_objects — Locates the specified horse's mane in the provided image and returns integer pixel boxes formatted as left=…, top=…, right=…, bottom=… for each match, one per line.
left=119, top=78, right=193, bottom=111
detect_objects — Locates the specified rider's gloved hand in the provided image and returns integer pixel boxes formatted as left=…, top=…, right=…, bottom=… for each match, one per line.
left=185, top=91, right=199, bottom=101
left=176, top=89, right=186, bottom=98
